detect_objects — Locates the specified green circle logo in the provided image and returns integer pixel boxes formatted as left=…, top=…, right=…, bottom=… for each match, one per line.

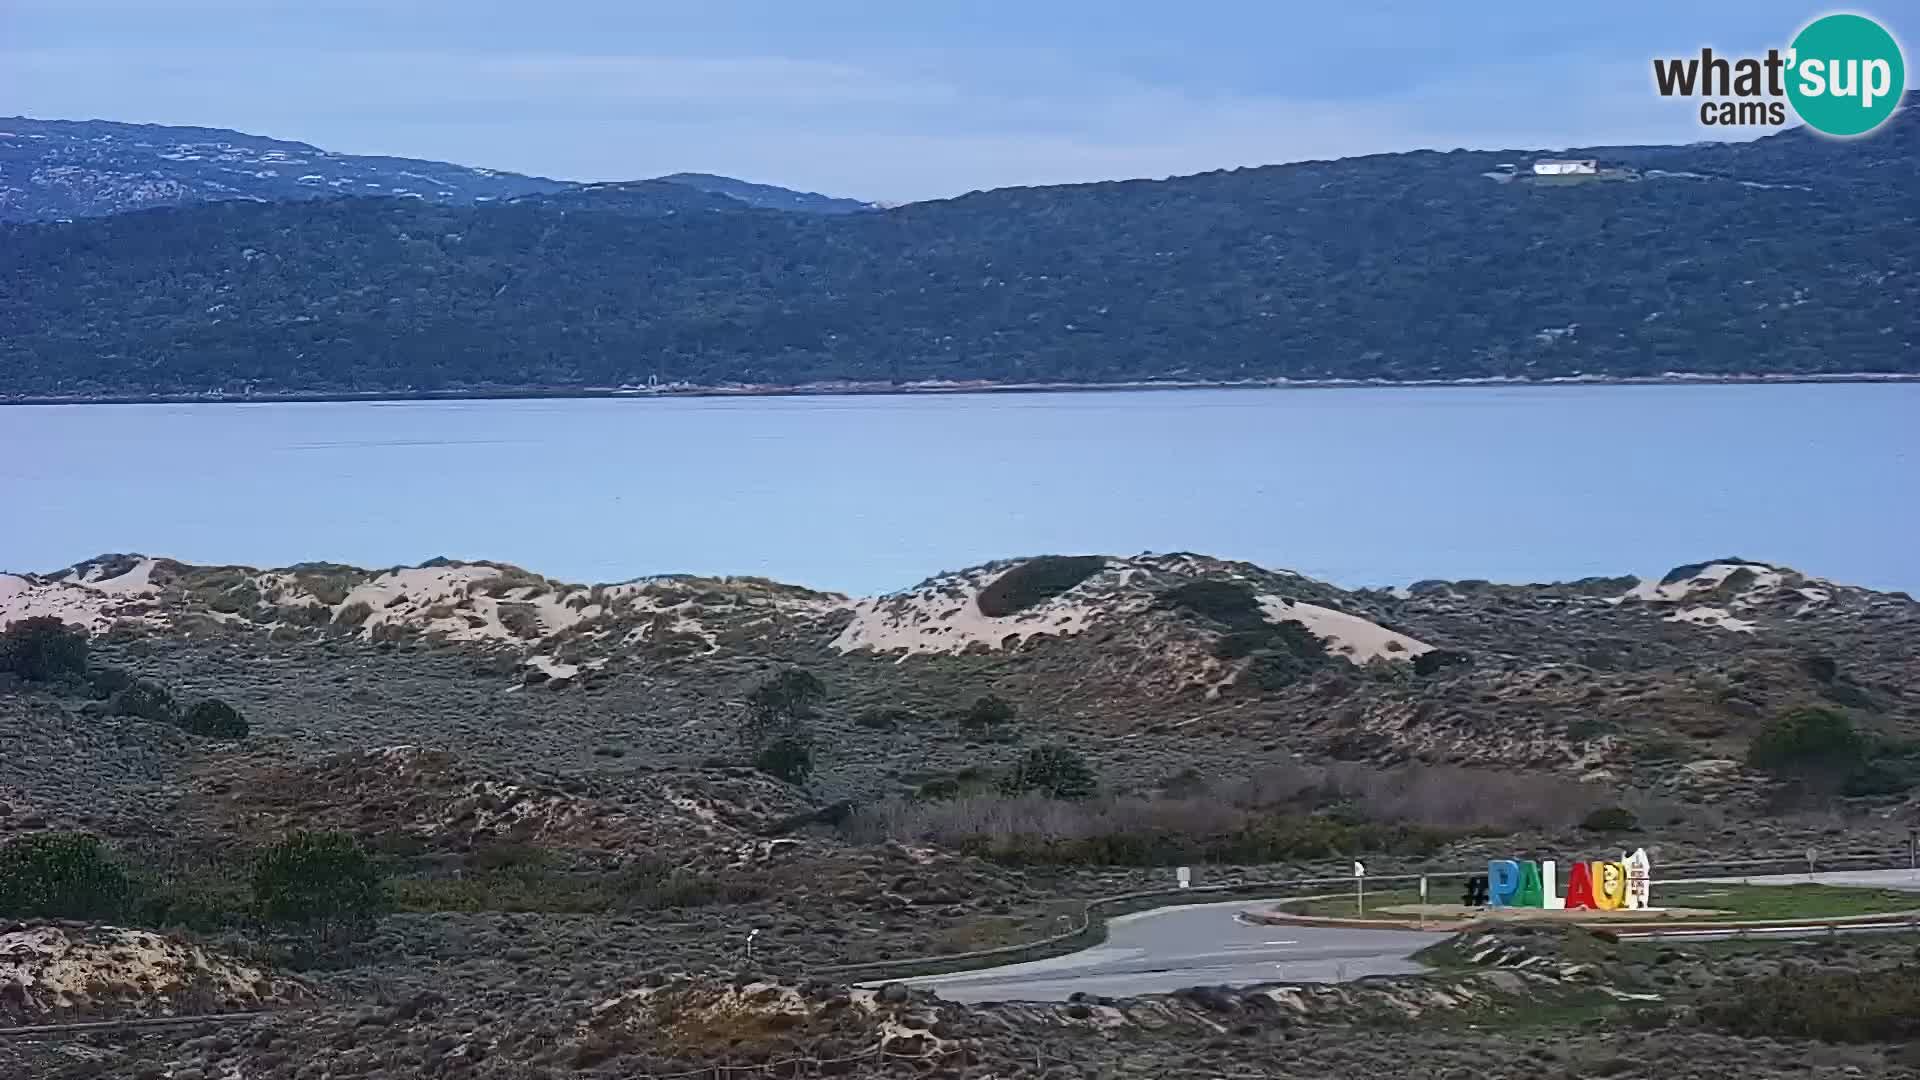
left=1786, top=13, right=1906, bottom=137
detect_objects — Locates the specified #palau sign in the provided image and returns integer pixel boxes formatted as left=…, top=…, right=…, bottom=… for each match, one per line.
left=1484, top=848, right=1654, bottom=911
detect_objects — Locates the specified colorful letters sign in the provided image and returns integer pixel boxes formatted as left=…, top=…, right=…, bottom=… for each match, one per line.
left=1485, top=849, right=1654, bottom=911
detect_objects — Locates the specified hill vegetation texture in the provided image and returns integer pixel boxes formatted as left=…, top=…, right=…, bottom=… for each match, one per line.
left=2, top=103, right=1915, bottom=398
left=0, top=116, right=568, bottom=221
left=3, top=549, right=1918, bottom=1076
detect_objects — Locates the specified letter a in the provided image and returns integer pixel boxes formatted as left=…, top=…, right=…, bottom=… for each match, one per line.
left=1516, top=860, right=1544, bottom=907
left=1563, top=862, right=1597, bottom=910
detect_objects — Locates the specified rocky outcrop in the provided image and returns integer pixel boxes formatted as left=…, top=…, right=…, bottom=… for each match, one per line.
left=0, top=922, right=305, bottom=1021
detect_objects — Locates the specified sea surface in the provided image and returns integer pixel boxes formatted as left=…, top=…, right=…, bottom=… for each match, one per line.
left=2, top=384, right=1914, bottom=595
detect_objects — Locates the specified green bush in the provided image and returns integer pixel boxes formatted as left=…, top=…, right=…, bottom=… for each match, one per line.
left=855, top=706, right=915, bottom=731
left=1154, top=580, right=1267, bottom=631
left=1000, top=744, right=1097, bottom=800
left=252, top=831, right=387, bottom=927
left=109, top=679, right=177, bottom=722
left=1, top=615, right=89, bottom=682
left=741, top=668, right=825, bottom=748
left=974, top=556, right=1107, bottom=617
left=181, top=698, right=249, bottom=738
left=1840, top=760, right=1917, bottom=797
left=333, top=601, right=374, bottom=628
left=0, top=833, right=132, bottom=919
left=753, top=736, right=814, bottom=785
left=1413, top=649, right=1472, bottom=676
left=957, top=694, right=1016, bottom=735
left=1747, top=706, right=1867, bottom=775
left=1696, top=965, right=1920, bottom=1043
left=85, top=664, right=136, bottom=700
left=1579, top=806, right=1639, bottom=832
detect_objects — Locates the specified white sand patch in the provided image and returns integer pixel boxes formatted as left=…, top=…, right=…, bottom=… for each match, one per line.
left=69, top=557, right=159, bottom=594
left=0, top=557, right=164, bottom=632
left=1257, top=596, right=1432, bottom=662
left=0, top=924, right=297, bottom=1017
left=833, top=554, right=1427, bottom=668
left=524, top=654, right=579, bottom=679
left=1793, top=587, right=1832, bottom=616
left=831, top=559, right=1120, bottom=659
left=1615, top=563, right=1784, bottom=604
left=1663, top=606, right=1758, bottom=633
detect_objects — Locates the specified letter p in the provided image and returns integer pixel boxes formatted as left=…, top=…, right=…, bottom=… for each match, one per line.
left=1863, top=59, right=1891, bottom=108
left=1487, top=860, right=1521, bottom=907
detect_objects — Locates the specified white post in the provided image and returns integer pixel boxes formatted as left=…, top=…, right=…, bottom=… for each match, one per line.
left=1418, top=875, right=1429, bottom=929
left=1353, top=861, right=1366, bottom=914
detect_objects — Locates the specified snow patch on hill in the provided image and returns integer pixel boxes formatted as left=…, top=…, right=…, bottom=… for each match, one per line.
left=1256, top=595, right=1432, bottom=661
left=831, top=554, right=1426, bottom=664
left=0, top=555, right=842, bottom=662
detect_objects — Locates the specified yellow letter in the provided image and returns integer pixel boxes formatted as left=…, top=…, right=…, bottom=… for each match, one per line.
left=1595, top=861, right=1627, bottom=910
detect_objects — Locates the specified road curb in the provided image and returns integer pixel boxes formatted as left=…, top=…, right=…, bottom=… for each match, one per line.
left=1241, top=906, right=1920, bottom=935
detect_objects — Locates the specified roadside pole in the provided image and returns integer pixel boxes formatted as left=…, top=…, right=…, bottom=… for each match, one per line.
left=1418, top=875, right=1429, bottom=929
left=1354, top=861, right=1366, bottom=914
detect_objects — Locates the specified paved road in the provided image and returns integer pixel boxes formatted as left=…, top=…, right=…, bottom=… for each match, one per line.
left=896, top=868, right=1920, bottom=1003
left=1680, top=867, right=1920, bottom=891
left=896, top=897, right=1434, bottom=1003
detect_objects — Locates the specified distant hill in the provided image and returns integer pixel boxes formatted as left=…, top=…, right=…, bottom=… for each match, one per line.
left=1, top=102, right=1914, bottom=397
left=0, top=117, right=569, bottom=222
left=0, top=118, right=870, bottom=224
left=504, top=180, right=754, bottom=217
left=652, top=172, right=876, bottom=214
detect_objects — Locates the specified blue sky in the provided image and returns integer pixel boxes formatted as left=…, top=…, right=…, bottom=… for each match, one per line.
left=2, top=1, right=1908, bottom=201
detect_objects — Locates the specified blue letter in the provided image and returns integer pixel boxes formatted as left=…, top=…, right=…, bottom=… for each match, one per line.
left=1487, top=860, right=1521, bottom=907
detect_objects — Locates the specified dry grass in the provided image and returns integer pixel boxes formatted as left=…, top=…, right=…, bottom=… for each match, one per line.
left=845, top=762, right=1625, bottom=866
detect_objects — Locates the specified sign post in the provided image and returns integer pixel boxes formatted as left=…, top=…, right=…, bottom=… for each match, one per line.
left=1418, top=875, right=1429, bottom=929
left=1176, top=866, right=1191, bottom=890
left=1353, top=861, right=1366, bottom=914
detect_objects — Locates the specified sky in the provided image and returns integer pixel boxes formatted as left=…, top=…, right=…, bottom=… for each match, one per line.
left=1, top=1, right=1910, bottom=203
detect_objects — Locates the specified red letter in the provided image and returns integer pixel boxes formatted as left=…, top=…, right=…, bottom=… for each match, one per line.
left=1564, top=862, right=1597, bottom=909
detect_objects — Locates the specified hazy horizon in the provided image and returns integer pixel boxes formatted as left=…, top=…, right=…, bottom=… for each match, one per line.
left=6, top=1, right=1907, bottom=202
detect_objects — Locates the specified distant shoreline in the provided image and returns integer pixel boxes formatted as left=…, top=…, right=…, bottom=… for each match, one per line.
left=4, top=371, right=1917, bottom=407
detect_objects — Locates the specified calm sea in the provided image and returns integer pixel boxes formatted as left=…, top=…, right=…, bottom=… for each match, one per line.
left=3, top=385, right=1915, bottom=595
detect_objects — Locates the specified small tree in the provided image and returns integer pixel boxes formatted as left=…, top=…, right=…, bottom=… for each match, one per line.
left=754, top=736, right=815, bottom=785
left=958, top=694, right=1015, bottom=738
left=1579, top=806, right=1639, bottom=832
left=0, top=833, right=131, bottom=919
left=1, top=616, right=89, bottom=682
left=1001, top=745, right=1098, bottom=800
left=1748, top=706, right=1867, bottom=775
left=740, top=668, right=825, bottom=749
left=252, top=831, right=387, bottom=928
left=110, top=679, right=177, bottom=723
left=182, top=698, right=249, bottom=739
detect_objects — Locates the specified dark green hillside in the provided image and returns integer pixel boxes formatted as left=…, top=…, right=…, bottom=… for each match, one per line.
left=2, top=103, right=1914, bottom=397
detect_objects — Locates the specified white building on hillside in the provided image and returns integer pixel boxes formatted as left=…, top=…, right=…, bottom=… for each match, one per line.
left=1533, top=159, right=1598, bottom=176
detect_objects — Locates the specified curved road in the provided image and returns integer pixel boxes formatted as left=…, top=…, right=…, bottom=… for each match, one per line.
left=898, top=868, right=1920, bottom=1003
left=900, top=896, right=1432, bottom=1003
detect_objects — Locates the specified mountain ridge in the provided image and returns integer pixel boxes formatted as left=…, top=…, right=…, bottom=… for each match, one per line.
left=0, top=116, right=872, bottom=223
left=4, top=105, right=1913, bottom=397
